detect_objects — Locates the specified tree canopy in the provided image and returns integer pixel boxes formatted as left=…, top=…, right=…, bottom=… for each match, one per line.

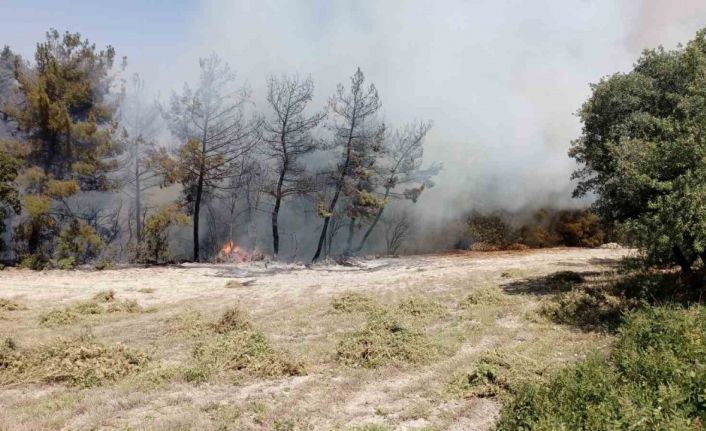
left=570, top=28, right=706, bottom=272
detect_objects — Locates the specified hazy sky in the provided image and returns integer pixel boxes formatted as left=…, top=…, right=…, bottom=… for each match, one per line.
left=2, top=0, right=706, bottom=223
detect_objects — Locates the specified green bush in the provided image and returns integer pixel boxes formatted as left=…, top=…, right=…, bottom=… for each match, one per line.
left=496, top=306, right=706, bottom=430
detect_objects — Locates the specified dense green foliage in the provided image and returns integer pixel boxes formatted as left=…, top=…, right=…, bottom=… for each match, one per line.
left=570, top=28, right=706, bottom=272
left=0, top=149, right=20, bottom=251
left=2, top=29, right=123, bottom=266
left=497, top=306, right=706, bottom=430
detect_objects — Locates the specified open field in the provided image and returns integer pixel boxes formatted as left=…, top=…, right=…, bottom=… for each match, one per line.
left=0, top=247, right=629, bottom=430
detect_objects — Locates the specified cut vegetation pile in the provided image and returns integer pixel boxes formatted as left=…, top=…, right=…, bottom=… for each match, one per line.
left=0, top=298, right=26, bottom=320
left=397, top=296, right=446, bottom=318
left=331, top=292, right=379, bottom=313
left=39, top=290, right=147, bottom=327
left=0, top=334, right=149, bottom=388
left=336, top=309, right=438, bottom=368
left=460, top=287, right=508, bottom=308
left=536, top=271, right=641, bottom=331
left=186, top=306, right=305, bottom=382
left=447, top=349, right=546, bottom=399
left=0, top=298, right=26, bottom=311
left=497, top=306, right=706, bottom=430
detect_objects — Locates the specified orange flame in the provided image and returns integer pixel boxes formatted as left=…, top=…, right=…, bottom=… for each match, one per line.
left=220, top=240, right=240, bottom=255
left=218, top=240, right=255, bottom=263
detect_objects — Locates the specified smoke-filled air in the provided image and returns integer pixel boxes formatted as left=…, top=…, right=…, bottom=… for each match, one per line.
left=3, top=2, right=706, bottom=430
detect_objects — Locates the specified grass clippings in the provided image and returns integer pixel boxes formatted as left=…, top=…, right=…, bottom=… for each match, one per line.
left=331, top=292, right=379, bottom=313
left=336, top=309, right=438, bottom=368
left=0, top=334, right=149, bottom=388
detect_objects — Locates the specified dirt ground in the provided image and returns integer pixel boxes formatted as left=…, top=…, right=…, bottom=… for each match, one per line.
left=0, top=247, right=630, bottom=430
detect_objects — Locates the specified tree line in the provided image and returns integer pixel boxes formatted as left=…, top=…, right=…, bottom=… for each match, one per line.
left=0, top=30, right=439, bottom=268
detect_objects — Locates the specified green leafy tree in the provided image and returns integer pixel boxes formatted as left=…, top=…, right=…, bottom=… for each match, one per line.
left=570, top=28, right=706, bottom=273
left=0, top=149, right=20, bottom=252
left=6, top=29, right=123, bottom=263
left=137, top=205, right=189, bottom=264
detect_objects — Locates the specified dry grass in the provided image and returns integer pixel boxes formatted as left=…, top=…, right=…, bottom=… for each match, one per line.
left=0, top=248, right=628, bottom=430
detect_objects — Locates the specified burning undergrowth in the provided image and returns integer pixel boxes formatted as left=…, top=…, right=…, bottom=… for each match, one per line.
left=0, top=334, right=150, bottom=388
left=216, top=240, right=265, bottom=263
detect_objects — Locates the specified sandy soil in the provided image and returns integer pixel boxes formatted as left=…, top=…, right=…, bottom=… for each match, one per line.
left=0, top=247, right=630, bottom=430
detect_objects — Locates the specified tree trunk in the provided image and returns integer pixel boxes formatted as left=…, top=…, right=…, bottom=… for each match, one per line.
left=345, top=216, right=356, bottom=255
left=673, top=245, right=692, bottom=274
left=135, top=152, right=142, bottom=244
left=354, top=186, right=392, bottom=253
left=271, top=161, right=287, bottom=257
left=193, top=168, right=204, bottom=262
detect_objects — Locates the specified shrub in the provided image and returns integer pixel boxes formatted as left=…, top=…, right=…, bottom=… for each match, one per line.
left=57, top=220, right=104, bottom=265
left=466, top=211, right=512, bottom=248
left=136, top=205, right=189, bottom=264
left=55, top=256, right=76, bottom=270
left=336, top=309, right=437, bottom=368
left=331, top=292, right=379, bottom=313
left=496, top=307, right=706, bottom=430
left=0, top=335, right=149, bottom=388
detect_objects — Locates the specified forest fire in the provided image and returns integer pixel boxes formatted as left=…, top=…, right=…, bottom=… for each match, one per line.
left=217, top=240, right=264, bottom=263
